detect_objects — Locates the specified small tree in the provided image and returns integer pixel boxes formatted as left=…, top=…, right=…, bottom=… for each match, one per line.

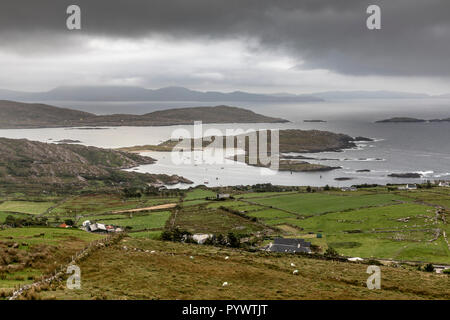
left=423, top=263, right=434, bottom=272
left=64, top=219, right=75, bottom=226
left=227, top=232, right=240, bottom=248
left=161, top=230, right=173, bottom=241
left=216, top=234, right=227, bottom=246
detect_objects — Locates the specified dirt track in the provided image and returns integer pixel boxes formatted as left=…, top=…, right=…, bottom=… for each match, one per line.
left=111, top=203, right=177, bottom=214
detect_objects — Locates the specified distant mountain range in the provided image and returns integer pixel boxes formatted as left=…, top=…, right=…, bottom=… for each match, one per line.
left=0, top=100, right=288, bottom=129
left=0, top=86, right=321, bottom=103
left=310, top=90, right=432, bottom=99
left=0, top=86, right=448, bottom=102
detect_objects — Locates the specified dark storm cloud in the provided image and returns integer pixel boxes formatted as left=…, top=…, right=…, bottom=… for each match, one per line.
left=1, top=0, right=449, bottom=76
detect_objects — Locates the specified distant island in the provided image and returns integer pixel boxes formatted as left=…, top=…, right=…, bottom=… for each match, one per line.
left=55, top=139, right=82, bottom=143
left=304, top=120, right=326, bottom=123
left=120, top=129, right=363, bottom=154
left=376, top=117, right=450, bottom=123
left=388, top=173, right=422, bottom=178
left=0, top=100, right=288, bottom=129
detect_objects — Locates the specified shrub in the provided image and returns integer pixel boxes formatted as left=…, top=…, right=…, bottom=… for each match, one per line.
left=423, top=263, right=434, bottom=272
left=227, top=232, right=240, bottom=248
left=324, top=247, right=339, bottom=257
left=64, top=219, right=75, bottom=226
left=367, top=259, right=383, bottom=266
left=161, top=228, right=192, bottom=243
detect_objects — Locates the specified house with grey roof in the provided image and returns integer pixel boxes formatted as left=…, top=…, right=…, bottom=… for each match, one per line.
left=264, top=238, right=311, bottom=254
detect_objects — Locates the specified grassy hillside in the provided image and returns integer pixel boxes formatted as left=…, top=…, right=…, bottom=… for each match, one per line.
left=33, top=238, right=450, bottom=300
left=0, top=227, right=104, bottom=294
left=0, top=100, right=93, bottom=129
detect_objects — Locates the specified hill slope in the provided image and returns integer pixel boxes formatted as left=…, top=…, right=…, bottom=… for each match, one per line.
left=33, top=238, right=450, bottom=300
left=0, top=138, right=190, bottom=192
left=0, top=101, right=287, bottom=128
left=0, top=100, right=94, bottom=128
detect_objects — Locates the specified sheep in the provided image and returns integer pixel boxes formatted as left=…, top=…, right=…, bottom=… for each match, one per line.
left=292, top=270, right=299, bottom=275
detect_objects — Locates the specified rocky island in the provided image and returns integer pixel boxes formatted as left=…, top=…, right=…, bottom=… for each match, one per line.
left=376, top=117, right=450, bottom=123
left=304, top=119, right=327, bottom=123
left=120, top=129, right=369, bottom=172
left=376, top=117, right=427, bottom=123
left=388, top=173, right=422, bottom=178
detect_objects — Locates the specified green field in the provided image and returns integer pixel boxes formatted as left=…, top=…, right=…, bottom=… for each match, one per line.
left=0, top=227, right=102, bottom=247
left=248, top=193, right=406, bottom=215
left=0, top=201, right=54, bottom=214
left=246, top=208, right=297, bottom=220
left=184, top=188, right=216, bottom=200
left=0, top=211, right=28, bottom=223
left=289, top=203, right=434, bottom=233
left=235, top=191, right=298, bottom=199
left=182, top=199, right=211, bottom=206
left=50, top=194, right=175, bottom=216
left=98, top=211, right=171, bottom=231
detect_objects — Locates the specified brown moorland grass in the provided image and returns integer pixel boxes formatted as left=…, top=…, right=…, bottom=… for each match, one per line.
left=172, top=206, right=266, bottom=235
left=36, top=238, right=450, bottom=300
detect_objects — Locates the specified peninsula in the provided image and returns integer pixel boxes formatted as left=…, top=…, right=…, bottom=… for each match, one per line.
left=120, top=129, right=365, bottom=172
left=0, top=100, right=288, bottom=129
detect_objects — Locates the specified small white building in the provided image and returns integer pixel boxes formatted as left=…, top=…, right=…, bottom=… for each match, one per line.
left=192, top=233, right=213, bottom=244
left=88, top=222, right=108, bottom=233
left=434, top=265, right=450, bottom=274
left=82, top=220, right=91, bottom=228
left=96, top=223, right=107, bottom=231
left=398, top=184, right=417, bottom=190
left=438, top=181, right=450, bottom=187
left=216, top=193, right=231, bottom=200
left=348, top=257, right=364, bottom=262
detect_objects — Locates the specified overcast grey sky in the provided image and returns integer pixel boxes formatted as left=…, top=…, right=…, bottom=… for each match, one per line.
left=1, top=0, right=450, bottom=94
